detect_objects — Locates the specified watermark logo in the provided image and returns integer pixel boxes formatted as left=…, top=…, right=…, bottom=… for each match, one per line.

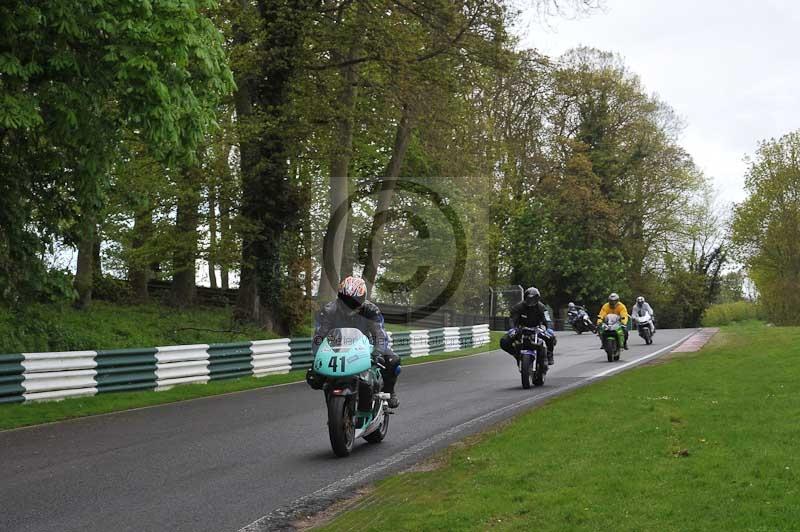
left=322, top=178, right=467, bottom=319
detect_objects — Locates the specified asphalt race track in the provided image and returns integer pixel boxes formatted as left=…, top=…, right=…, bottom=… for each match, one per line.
left=0, top=328, right=696, bottom=532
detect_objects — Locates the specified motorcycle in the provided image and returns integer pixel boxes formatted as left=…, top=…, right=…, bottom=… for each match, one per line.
left=633, top=312, right=655, bottom=345
left=598, top=314, right=625, bottom=362
left=568, top=307, right=596, bottom=334
left=515, top=326, right=549, bottom=389
left=310, top=328, right=391, bottom=457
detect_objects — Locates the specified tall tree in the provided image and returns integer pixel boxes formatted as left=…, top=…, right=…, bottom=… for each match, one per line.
left=732, top=131, right=800, bottom=325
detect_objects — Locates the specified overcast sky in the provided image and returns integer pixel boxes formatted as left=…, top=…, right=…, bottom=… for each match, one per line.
left=516, top=0, right=800, bottom=206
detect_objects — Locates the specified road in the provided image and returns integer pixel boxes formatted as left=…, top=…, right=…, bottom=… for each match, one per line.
left=0, top=328, right=695, bottom=532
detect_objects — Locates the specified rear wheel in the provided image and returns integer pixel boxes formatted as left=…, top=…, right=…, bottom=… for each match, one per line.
left=327, top=395, right=355, bottom=457
left=364, top=409, right=389, bottom=443
left=521, top=354, right=532, bottom=389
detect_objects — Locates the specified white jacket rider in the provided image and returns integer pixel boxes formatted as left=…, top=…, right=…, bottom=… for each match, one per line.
left=632, top=296, right=655, bottom=329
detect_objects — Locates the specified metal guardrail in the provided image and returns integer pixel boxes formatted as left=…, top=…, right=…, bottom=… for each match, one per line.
left=0, top=325, right=492, bottom=403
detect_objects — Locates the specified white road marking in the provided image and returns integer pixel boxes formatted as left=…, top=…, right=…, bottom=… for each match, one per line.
left=590, top=330, right=699, bottom=380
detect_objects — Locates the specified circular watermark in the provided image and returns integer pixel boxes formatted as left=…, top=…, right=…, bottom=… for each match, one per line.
left=322, top=178, right=467, bottom=319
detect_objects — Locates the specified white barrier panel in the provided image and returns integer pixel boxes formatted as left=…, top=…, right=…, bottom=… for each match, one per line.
left=443, top=327, right=461, bottom=352
left=21, top=351, right=98, bottom=401
left=22, top=350, right=97, bottom=373
left=155, top=344, right=210, bottom=390
left=252, top=339, right=291, bottom=376
left=410, top=330, right=430, bottom=357
left=472, top=324, right=491, bottom=346
left=22, top=369, right=98, bottom=400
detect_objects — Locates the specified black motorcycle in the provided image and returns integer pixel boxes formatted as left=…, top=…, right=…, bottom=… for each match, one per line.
left=568, top=307, right=596, bottom=334
left=515, top=326, right=549, bottom=389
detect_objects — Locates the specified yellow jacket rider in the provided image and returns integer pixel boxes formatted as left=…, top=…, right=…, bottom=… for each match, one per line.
left=597, top=292, right=629, bottom=350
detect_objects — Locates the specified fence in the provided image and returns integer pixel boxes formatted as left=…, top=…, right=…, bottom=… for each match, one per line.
left=0, top=325, right=491, bottom=404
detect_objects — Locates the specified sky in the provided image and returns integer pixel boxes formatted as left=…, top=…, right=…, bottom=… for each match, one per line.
left=516, top=0, right=800, bottom=206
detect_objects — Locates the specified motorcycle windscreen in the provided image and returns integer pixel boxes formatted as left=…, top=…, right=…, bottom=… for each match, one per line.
left=604, top=313, right=621, bottom=326
left=313, top=327, right=373, bottom=377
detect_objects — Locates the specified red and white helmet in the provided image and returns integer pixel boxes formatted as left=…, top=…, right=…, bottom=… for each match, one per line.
left=338, top=276, right=367, bottom=308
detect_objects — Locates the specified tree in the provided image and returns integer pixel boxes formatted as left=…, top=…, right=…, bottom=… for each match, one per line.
left=0, top=0, right=232, bottom=306
left=732, top=131, right=800, bottom=325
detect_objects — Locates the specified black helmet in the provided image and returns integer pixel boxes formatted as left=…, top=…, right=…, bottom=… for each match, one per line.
left=524, top=287, right=540, bottom=306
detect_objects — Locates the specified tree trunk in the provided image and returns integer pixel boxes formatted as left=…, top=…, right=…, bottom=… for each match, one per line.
left=342, top=196, right=355, bottom=277
left=219, top=183, right=231, bottom=290
left=74, top=221, right=95, bottom=309
left=208, top=179, right=219, bottom=289
left=130, top=208, right=153, bottom=302
left=171, top=166, right=201, bottom=307
left=92, top=233, right=102, bottom=284
left=233, top=0, right=311, bottom=333
left=319, top=54, right=358, bottom=301
left=363, top=107, right=415, bottom=296
left=320, top=177, right=350, bottom=300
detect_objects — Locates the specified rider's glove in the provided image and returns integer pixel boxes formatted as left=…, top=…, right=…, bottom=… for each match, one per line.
left=546, top=328, right=555, bottom=337
left=507, top=328, right=518, bottom=339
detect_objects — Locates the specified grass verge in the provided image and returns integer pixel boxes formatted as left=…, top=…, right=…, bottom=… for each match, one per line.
left=0, top=332, right=501, bottom=431
left=320, top=322, right=800, bottom=532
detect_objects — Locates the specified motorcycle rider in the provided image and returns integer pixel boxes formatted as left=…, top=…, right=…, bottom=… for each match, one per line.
left=596, top=292, right=630, bottom=350
left=567, top=301, right=587, bottom=320
left=307, top=276, right=401, bottom=408
left=500, top=287, right=556, bottom=365
left=632, top=296, right=656, bottom=332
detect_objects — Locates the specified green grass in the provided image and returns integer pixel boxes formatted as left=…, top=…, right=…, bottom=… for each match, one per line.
left=702, top=301, right=764, bottom=327
left=0, top=301, right=276, bottom=353
left=0, top=332, right=501, bottom=431
left=320, top=322, right=800, bottom=532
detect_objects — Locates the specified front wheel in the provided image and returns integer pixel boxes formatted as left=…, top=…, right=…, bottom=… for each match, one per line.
left=327, top=395, right=355, bottom=457
left=605, top=337, right=616, bottom=362
left=643, top=327, right=652, bottom=345
left=521, top=354, right=532, bottom=389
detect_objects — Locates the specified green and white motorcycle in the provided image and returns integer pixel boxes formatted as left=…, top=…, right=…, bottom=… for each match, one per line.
left=599, top=313, right=625, bottom=362
left=311, top=328, right=391, bottom=457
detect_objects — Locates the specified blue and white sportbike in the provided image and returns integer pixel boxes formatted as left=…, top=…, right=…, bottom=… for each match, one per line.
left=311, top=328, right=392, bottom=457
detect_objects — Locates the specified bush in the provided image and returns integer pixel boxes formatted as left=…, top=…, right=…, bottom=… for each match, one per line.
left=701, top=301, right=764, bottom=327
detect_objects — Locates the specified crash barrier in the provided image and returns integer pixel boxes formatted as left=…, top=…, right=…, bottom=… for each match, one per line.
left=0, top=325, right=492, bottom=404
left=287, top=324, right=492, bottom=370
left=0, top=339, right=291, bottom=404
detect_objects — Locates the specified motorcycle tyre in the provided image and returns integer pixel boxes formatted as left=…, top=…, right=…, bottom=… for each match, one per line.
left=328, top=395, right=355, bottom=457
left=605, top=337, right=616, bottom=363
left=521, top=353, right=532, bottom=389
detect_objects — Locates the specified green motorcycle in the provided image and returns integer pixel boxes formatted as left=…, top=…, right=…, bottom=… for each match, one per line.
left=599, top=314, right=625, bottom=362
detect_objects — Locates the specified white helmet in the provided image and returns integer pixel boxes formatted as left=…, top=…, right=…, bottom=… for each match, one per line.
left=636, top=296, right=645, bottom=304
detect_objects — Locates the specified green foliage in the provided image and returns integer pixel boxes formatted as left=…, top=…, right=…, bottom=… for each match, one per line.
left=0, top=302, right=274, bottom=353
left=732, top=131, right=800, bottom=325
left=0, top=0, right=233, bottom=304
left=702, top=301, right=764, bottom=327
